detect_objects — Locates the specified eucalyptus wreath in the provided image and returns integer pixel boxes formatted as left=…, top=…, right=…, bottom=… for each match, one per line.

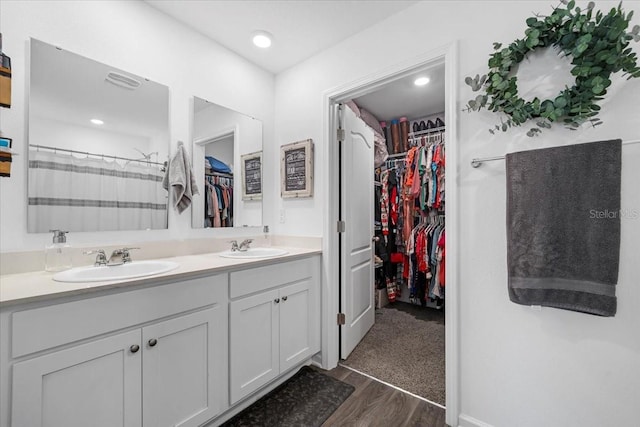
left=465, top=0, right=640, bottom=136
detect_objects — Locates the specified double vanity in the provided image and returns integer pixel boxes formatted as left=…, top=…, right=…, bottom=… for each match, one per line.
left=0, top=246, right=321, bottom=427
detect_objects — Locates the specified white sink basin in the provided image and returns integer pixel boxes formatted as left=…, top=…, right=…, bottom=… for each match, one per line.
left=53, top=260, right=180, bottom=283
left=218, top=248, right=289, bottom=259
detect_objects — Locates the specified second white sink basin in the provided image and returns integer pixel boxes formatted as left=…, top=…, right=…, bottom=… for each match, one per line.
left=53, top=260, right=180, bottom=283
left=219, top=248, right=289, bottom=259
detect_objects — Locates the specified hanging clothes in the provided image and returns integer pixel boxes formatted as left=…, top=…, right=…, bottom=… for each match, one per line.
left=204, top=173, right=233, bottom=228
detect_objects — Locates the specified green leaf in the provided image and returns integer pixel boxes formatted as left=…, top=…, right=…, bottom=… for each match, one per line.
left=465, top=76, right=473, bottom=86
left=567, top=0, right=575, bottom=10
left=526, top=17, right=538, bottom=27
left=592, top=85, right=604, bottom=94
left=554, top=96, right=568, bottom=108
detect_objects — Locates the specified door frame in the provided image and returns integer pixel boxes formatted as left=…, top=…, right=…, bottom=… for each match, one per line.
left=320, top=41, right=459, bottom=426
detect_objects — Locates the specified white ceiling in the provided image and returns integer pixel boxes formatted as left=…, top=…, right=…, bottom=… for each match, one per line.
left=353, top=62, right=445, bottom=122
left=144, top=0, right=419, bottom=74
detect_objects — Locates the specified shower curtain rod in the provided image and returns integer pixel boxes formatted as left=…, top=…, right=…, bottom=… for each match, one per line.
left=29, top=144, right=165, bottom=166
left=470, top=139, right=640, bottom=168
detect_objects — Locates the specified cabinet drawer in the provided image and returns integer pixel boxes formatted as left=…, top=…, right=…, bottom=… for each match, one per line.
left=12, top=273, right=228, bottom=358
left=229, top=257, right=316, bottom=299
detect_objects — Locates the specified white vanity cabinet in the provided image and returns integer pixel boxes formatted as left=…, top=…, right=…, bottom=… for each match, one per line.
left=228, top=256, right=320, bottom=404
left=0, top=251, right=322, bottom=427
left=3, top=273, right=228, bottom=427
left=12, top=329, right=143, bottom=427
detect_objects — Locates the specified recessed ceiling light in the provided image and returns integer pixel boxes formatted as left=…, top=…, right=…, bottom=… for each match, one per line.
left=90, top=119, right=104, bottom=125
left=252, top=31, right=273, bottom=48
left=414, top=77, right=430, bottom=86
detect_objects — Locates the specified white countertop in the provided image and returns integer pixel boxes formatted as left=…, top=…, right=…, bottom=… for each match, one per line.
left=0, top=247, right=321, bottom=307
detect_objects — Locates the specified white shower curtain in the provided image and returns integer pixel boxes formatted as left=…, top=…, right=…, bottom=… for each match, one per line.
left=28, top=150, right=168, bottom=232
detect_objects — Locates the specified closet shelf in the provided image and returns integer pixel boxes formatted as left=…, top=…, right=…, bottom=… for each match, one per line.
left=408, top=125, right=445, bottom=137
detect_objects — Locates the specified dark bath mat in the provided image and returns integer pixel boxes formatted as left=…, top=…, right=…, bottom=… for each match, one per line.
left=221, top=366, right=354, bottom=427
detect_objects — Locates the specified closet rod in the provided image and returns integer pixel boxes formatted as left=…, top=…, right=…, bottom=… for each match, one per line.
left=206, top=171, right=233, bottom=178
left=470, top=139, right=640, bottom=168
left=29, top=144, right=165, bottom=166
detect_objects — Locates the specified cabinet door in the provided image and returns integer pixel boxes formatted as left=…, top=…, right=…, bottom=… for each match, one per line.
left=279, top=279, right=313, bottom=372
left=229, top=289, right=279, bottom=404
left=12, top=330, right=142, bottom=427
left=142, top=307, right=224, bottom=427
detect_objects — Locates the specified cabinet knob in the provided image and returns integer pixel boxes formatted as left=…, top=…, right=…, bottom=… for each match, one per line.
left=148, top=338, right=158, bottom=347
left=274, top=298, right=280, bottom=304
left=130, top=344, right=140, bottom=353
left=282, top=296, right=288, bottom=301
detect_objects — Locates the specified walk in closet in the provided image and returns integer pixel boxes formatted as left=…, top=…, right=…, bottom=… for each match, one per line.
left=202, top=149, right=234, bottom=228
left=340, top=64, right=447, bottom=407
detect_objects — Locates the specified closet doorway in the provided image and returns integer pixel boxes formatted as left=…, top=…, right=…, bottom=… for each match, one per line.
left=323, top=43, right=458, bottom=425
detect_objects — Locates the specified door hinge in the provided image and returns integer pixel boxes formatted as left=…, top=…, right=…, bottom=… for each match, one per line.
left=337, top=128, right=345, bottom=142
left=337, top=313, right=346, bottom=325
left=337, top=220, right=345, bottom=233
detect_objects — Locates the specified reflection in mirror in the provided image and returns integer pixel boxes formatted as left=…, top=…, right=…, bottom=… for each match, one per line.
left=191, top=97, right=263, bottom=229
left=27, top=38, right=170, bottom=233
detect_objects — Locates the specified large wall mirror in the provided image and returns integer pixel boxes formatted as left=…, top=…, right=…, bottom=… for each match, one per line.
left=27, top=38, right=170, bottom=233
left=191, top=97, right=263, bottom=229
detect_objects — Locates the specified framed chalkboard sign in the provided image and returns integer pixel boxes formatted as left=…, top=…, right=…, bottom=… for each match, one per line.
left=281, top=139, right=313, bottom=198
left=241, top=151, right=262, bottom=201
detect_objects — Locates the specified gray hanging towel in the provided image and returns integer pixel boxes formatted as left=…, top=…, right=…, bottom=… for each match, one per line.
left=162, top=141, right=199, bottom=214
left=506, top=139, right=621, bottom=316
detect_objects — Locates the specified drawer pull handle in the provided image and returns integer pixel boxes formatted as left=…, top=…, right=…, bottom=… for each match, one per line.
left=282, top=296, right=288, bottom=301
left=130, top=344, right=140, bottom=354
left=148, top=338, right=158, bottom=347
left=274, top=298, right=280, bottom=304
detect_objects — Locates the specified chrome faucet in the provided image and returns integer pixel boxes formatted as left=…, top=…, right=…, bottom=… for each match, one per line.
left=238, top=239, right=253, bottom=252
left=228, top=239, right=253, bottom=252
left=84, top=249, right=107, bottom=266
left=107, top=247, right=139, bottom=266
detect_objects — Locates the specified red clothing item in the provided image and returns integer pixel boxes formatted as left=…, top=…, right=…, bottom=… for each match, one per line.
left=417, top=230, right=429, bottom=272
left=403, top=147, right=418, bottom=189
left=437, top=230, right=445, bottom=286
left=390, top=186, right=399, bottom=225
left=402, top=254, right=410, bottom=279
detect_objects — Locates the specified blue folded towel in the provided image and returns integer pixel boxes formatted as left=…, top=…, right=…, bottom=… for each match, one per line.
left=205, top=156, right=232, bottom=174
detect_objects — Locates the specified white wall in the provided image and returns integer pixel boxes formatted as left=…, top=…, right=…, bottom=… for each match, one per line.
left=273, top=1, right=640, bottom=426
left=0, top=0, right=274, bottom=251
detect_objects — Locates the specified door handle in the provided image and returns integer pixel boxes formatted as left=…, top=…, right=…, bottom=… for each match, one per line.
left=274, top=298, right=280, bottom=304
left=282, top=296, right=288, bottom=302
left=130, top=344, right=140, bottom=354
left=148, top=338, right=158, bottom=347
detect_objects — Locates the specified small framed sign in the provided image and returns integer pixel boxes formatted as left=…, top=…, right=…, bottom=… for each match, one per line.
left=241, top=151, right=262, bottom=201
left=281, top=139, right=313, bottom=198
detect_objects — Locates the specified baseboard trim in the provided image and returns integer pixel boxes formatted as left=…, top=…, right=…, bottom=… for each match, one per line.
left=458, top=413, right=495, bottom=427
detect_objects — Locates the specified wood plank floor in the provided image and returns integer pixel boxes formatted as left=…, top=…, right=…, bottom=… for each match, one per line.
left=320, top=365, right=446, bottom=427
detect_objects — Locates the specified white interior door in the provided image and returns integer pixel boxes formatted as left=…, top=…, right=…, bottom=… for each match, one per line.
left=340, top=104, right=375, bottom=359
